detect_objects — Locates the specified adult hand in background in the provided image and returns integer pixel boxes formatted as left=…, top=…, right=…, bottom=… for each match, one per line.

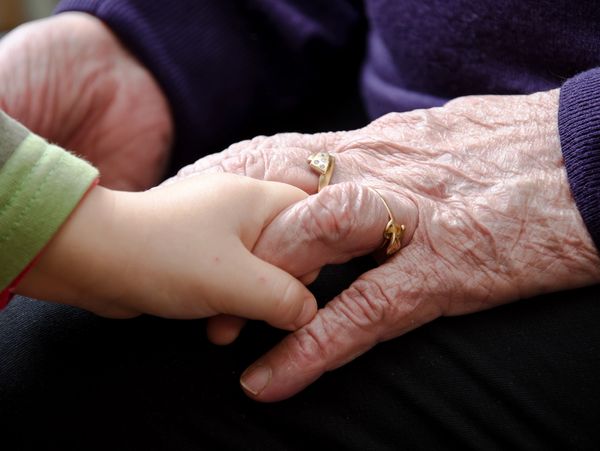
left=166, top=90, right=600, bottom=401
left=0, top=12, right=172, bottom=190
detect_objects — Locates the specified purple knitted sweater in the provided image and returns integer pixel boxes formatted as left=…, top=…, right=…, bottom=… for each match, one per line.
left=56, top=0, right=600, bottom=249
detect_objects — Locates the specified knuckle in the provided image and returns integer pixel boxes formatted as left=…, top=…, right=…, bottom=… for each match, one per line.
left=219, top=138, right=270, bottom=178
left=283, top=296, right=386, bottom=373
left=175, top=162, right=199, bottom=178
left=303, top=185, right=365, bottom=243
left=270, top=132, right=303, bottom=147
left=247, top=134, right=270, bottom=148
left=286, top=322, right=333, bottom=371
left=337, top=278, right=397, bottom=328
left=215, top=149, right=265, bottom=178
left=368, top=111, right=422, bottom=131
left=444, top=94, right=482, bottom=111
left=369, top=112, right=403, bottom=129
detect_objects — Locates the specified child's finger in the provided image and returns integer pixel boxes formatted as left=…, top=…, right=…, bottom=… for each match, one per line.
left=206, top=315, right=246, bottom=345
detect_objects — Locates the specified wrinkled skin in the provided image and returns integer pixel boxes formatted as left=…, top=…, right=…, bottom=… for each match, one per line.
left=167, top=90, right=600, bottom=401
left=0, top=13, right=173, bottom=190
left=3, top=14, right=598, bottom=403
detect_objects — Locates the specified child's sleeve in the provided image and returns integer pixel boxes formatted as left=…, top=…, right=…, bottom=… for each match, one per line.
left=0, top=111, right=99, bottom=306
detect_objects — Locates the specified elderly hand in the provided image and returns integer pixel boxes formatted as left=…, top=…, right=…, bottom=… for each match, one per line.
left=166, top=90, right=600, bottom=401
left=0, top=12, right=172, bottom=190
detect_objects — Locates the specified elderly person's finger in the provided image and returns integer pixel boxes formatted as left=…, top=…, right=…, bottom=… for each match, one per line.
left=253, top=183, right=419, bottom=279
left=239, top=249, right=439, bottom=401
left=162, top=133, right=339, bottom=192
left=205, top=181, right=415, bottom=344
left=206, top=182, right=418, bottom=345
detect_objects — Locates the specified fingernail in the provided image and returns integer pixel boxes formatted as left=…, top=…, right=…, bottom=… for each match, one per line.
left=240, top=364, right=272, bottom=396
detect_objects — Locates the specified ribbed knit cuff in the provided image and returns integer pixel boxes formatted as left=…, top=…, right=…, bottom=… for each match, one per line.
left=558, top=68, right=600, bottom=251
left=0, top=134, right=99, bottom=291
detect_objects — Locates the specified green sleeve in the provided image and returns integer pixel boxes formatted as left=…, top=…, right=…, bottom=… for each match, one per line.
left=0, top=111, right=99, bottom=290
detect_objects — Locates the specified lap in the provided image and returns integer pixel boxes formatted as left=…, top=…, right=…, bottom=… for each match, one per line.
left=1, top=257, right=599, bottom=450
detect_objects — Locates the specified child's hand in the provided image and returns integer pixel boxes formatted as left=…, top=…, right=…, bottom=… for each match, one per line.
left=17, top=174, right=317, bottom=330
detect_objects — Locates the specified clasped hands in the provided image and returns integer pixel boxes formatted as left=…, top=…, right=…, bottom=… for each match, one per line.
left=4, top=13, right=600, bottom=403
left=165, top=91, right=600, bottom=401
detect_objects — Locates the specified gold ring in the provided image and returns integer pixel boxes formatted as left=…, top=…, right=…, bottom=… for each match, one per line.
left=369, top=188, right=405, bottom=256
left=307, top=152, right=335, bottom=192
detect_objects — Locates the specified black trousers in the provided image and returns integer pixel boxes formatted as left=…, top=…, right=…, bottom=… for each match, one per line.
left=1, top=257, right=599, bottom=450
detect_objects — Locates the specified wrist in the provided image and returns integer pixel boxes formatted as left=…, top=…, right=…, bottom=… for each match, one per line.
left=15, top=185, right=138, bottom=317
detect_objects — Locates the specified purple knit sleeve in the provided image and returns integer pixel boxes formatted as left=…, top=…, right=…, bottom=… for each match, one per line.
left=559, top=68, right=600, bottom=250
left=54, top=0, right=364, bottom=171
